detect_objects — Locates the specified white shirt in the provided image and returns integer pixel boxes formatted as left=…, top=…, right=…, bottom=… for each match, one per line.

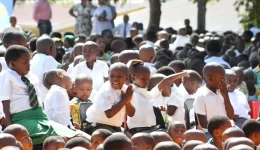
left=204, top=56, right=231, bottom=68
left=67, top=63, right=74, bottom=77
left=0, top=69, right=41, bottom=114
left=143, top=62, right=157, bottom=76
left=0, top=46, right=6, bottom=52
left=113, top=23, right=132, bottom=37
left=193, top=86, right=227, bottom=122
left=0, top=57, right=8, bottom=72
left=86, top=81, right=128, bottom=127
left=30, top=53, right=58, bottom=102
left=228, top=90, right=250, bottom=119
left=127, top=86, right=156, bottom=129
left=146, top=41, right=155, bottom=47
left=93, top=5, right=113, bottom=34
left=170, top=35, right=190, bottom=52
left=250, top=27, right=260, bottom=37
left=44, top=85, right=73, bottom=127
left=71, top=60, right=109, bottom=90
left=3, top=25, right=23, bottom=32
left=151, top=85, right=169, bottom=118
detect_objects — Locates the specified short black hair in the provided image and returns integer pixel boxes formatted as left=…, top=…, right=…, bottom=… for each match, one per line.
left=65, top=137, right=90, bottom=149
left=184, top=70, right=202, bottom=83
left=103, top=133, right=132, bottom=150
left=2, top=31, right=26, bottom=46
left=29, top=37, right=38, bottom=52
left=238, top=60, right=250, bottom=70
left=243, top=30, right=254, bottom=39
left=168, top=60, right=186, bottom=71
left=77, top=33, right=87, bottom=41
left=156, top=66, right=175, bottom=76
left=43, top=136, right=65, bottom=150
left=242, top=119, right=260, bottom=138
left=207, top=116, right=230, bottom=136
left=91, top=34, right=103, bottom=42
left=206, top=40, right=221, bottom=54
left=101, top=29, right=113, bottom=36
left=92, top=129, right=112, bottom=140
left=146, top=30, right=157, bottom=42
left=154, top=60, right=170, bottom=70
left=63, top=32, right=74, bottom=37
left=131, top=64, right=150, bottom=75
left=153, top=141, right=181, bottom=150
left=50, top=31, right=62, bottom=39
left=5, top=45, right=30, bottom=65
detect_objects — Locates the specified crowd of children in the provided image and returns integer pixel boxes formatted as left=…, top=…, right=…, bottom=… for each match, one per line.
left=2, top=14, right=260, bottom=150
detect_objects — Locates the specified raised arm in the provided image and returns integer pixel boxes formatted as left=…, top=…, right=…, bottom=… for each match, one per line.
left=219, top=79, right=234, bottom=119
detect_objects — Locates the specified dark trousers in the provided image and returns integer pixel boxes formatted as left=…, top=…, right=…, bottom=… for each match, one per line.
left=38, top=20, right=52, bottom=35
left=85, top=122, right=121, bottom=135
left=129, top=126, right=157, bottom=135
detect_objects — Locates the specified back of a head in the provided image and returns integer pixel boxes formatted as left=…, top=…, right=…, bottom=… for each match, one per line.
left=206, top=40, right=221, bottom=55
left=242, top=119, right=260, bottom=138
left=29, top=37, right=38, bottom=52
left=183, top=70, right=202, bottom=83
left=222, top=127, right=245, bottom=141
left=150, top=131, right=172, bottom=146
left=118, top=50, right=140, bottom=64
left=183, top=140, right=204, bottom=150
left=226, top=137, right=255, bottom=150
left=208, top=116, right=230, bottom=136
left=5, top=45, right=30, bottom=66
left=193, top=144, right=218, bottom=150
left=111, top=39, right=127, bottom=53
left=36, top=35, right=55, bottom=54
left=0, top=133, right=17, bottom=148
left=153, top=141, right=181, bottom=150
left=1, top=146, right=20, bottom=150
left=65, top=137, right=90, bottom=149
left=43, top=136, right=65, bottom=150
left=146, top=30, right=157, bottom=42
left=50, top=31, right=62, bottom=39
left=139, top=45, right=155, bottom=62
left=103, top=133, right=132, bottom=150
left=168, top=60, right=186, bottom=72
left=229, top=144, right=254, bottom=150
left=148, top=74, right=166, bottom=91
left=131, top=133, right=155, bottom=149
left=3, top=31, right=26, bottom=48
left=43, top=69, right=64, bottom=89
left=183, top=129, right=206, bottom=143
left=91, top=129, right=112, bottom=140
left=156, top=66, right=175, bottom=76
left=3, top=124, right=28, bottom=136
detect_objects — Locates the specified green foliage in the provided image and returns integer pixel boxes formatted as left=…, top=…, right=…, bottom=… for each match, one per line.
left=234, top=0, right=260, bottom=28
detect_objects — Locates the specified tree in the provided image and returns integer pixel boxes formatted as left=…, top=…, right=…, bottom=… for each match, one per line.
left=234, top=0, right=260, bottom=28
left=148, top=0, right=161, bottom=29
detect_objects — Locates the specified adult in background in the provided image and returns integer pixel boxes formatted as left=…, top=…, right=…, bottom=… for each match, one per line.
left=69, top=0, right=94, bottom=36
left=33, top=0, right=52, bottom=35
left=106, top=1, right=117, bottom=28
left=93, top=0, right=113, bottom=34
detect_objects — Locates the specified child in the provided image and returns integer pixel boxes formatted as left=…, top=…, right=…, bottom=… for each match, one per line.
left=70, top=75, right=94, bottom=126
left=243, top=69, right=260, bottom=100
left=153, top=141, right=181, bottom=150
left=110, top=54, right=119, bottom=65
left=226, top=137, right=255, bottom=150
left=86, top=62, right=135, bottom=134
left=183, top=129, right=207, bottom=144
left=3, top=16, right=23, bottom=32
left=67, top=43, right=84, bottom=75
left=0, top=133, right=17, bottom=149
left=150, top=131, right=172, bottom=146
left=91, top=129, right=112, bottom=150
left=242, top=119, right=260, bottom=146
left=64, top=35, right=75, bottom=53
left=65, top=137, right=91, bottom=149
left=168, top=60, right=186, bottom=87
left=92, top=35, right=110, bottom=62
left=118, top=50, right=140, bottom=64
left=71, top=41, right=109, bottom=91
left=222, top=127, right=245, bottom=143
left=193, top=143, right=218, bottom=150
left=102, top=133, right=132, bottom=150
left=193, top=63, right=234, bottom=137
left=3, top=124, right=33, bottom=150
left=110, top=39, right=127, bottom=54
left=183, top=140, right=204, bottom=150
left=225, top=69, right=250, bottom=128
left=167, top=121, right=187, bottom=146
left=131, top=133, right=155, bottom=150
left=139, top=45, right=157, bottom=75
left=133, top=35, right=144, bottom=49
left=231, top=67, right=248, bottom=95
left=207, top=116, right=232, bottom=150
left=42, top=136, right=65, bottom=150
left=44, top=69, right=73, bottom=128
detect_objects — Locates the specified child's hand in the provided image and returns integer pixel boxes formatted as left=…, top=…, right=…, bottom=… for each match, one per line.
left=0, top=116, right=5, bottom=125
left=233, top=115, right=239, bottom=120
left=121, top=85, right=134, bottom=104
left=218, top=78, right=228, bottom=95
left=159, top=106, right=166, bottom=111
left=183, top=70, right=190, bottom=78
left=126, top=59, right=143, bottom=68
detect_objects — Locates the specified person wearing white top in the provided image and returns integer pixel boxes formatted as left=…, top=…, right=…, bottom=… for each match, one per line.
left=30, top=36, right=58, bottom=103
left=170, top=27, right=189, bottom=52
left=113, top=15, right=132, bottom=37
left=3, top=16, right=23, bottom=33
left=139, top=45, right=157, bottom=76
left=0, top=58, right=8, bottom=72
left=92, top=1, right=113, bottom=34
left=205, top=56, right=230, bottom=68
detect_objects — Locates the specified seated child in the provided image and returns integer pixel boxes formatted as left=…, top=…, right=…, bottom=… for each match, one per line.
left=92, top=35, right=110, bottom=62
left=91, top=129, right=112, bottom=150
left=150, top=131, right=172, bottom=146
left=222, top=127, right=245, bottom=143
left=3, top=124, right=32, bottom=150
left=67, top=43, right=84, bottom=75
left=131, top=133, right=155, bottom=150
left=42, top=136, right=65, bottom=150
left=226, top=137, right=255, bottom=150
left=138, top=45, right=157, bottom=75
left=242, top=119, right=260, bottom=147
left=225, top=69, right=251, bottom=128
left=0, top=133, right=17, bottom=149
left=168, top=60, right=186, bottom=87
left=70, top=75, right=93, bottom=126
left=207, top=116, right=232, bottom=150
left=65, top=137, right=90, bottom=149
left=183, top=140, right=204, bottom=150
left=64, top=35, right=75, bottom=53
left=167, top=121, right=187, bottom=146
left=71, top=41, right=109, bottom=91
left=102, top=133, right=132, bottom=150
left=231, top=67, right=248, bottom=95
left=153, top=141, right=181, bottom=150
left=183, top=129, right=207, bottom=144
left=193, top=143, right=218, bottom=150
left=44, top=69, right=74, bottom=128
left=86, top=62, right=135, bottom=134
left=243, top=69, right=260, bottom=101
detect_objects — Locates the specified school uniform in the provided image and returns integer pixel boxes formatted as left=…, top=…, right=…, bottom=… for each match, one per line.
left=30, top=53, right=58, bottom=103
left=238, top=81, right=248, bottom=95
left=0, top=57, right=8, bottom=72
left=44, top=85, right=73, bottom=128
left=228, top=90, right=251, bottom=128
left=71, top=60, right=109, bottom=90
left=127, top=85, right=156, bottom=134
left=151, top=85, right=168, bottom=118
left=204, top=56, right=231, bottom=68
left=248, top=86, right=260, bottom=101
left=86, top=81, right=128, bottom=133
left=143, top=62, right=157, bottom=76
left=70, top=98, right=92, bottom=124
left=67, top=63, right=74, bottom=76
left=113, top=23, right=132, bottom=37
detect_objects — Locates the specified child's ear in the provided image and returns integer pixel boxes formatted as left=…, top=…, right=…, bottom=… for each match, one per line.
left=9, top=61, right=15, bottom=69
left=131, top=75, right=136, bottom=81
left=146, top=144, right=152, bottom=150
left=57, top=72, right=63, bottom=79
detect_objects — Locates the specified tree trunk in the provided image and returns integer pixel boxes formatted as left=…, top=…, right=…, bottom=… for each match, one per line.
left=148, top=0, right=161, bottom=29
left=197, top=0, right=207, bottom=33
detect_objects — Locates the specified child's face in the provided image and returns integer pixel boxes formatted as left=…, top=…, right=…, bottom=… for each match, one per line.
left=45, top=141, right=65, bottom=150
left=61, top=71, right=72, bottom=90
left=83, top=45, right=99, bottom=62
left=10, top=17, right=17, bottom=27
left=214, top=122, right=232, bottom=139
left=96, top=37, right=106, bottom=53
left=11, top=53, right=31, bottom=76
left=55, top=41, right=63, bottom=49
left=244, top=72, right=255, bottom=88
left=103, top=32, right=113, bottom=45
left=185, top=81, right=202, bottom=95
left=64, top=39, right=70, bottom=48
left=132, top=137, right=151, bottom=150
left=91, top=134, right=105, bottom=150
left=15, top=129, right=32, bottom=150
left=169, top=124, right=186, bottom=146
left=109, top=68, right=127, bottom=90
left=206, top=70, right=225, bottom=90
left=225, top=74, right=238, bottom=92
left=132, top=71, right=150, bottom=88
left=234, top=71, right=243, bottom=86
left=76, top=81, right=93, bottom=101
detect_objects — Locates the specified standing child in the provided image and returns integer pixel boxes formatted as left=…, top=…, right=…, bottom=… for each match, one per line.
left=86, top=62, right=135, bottom=134
left=243, top=69, right=260, bottom=101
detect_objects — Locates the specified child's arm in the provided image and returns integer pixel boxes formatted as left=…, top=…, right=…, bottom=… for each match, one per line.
left=2, top=100, right=11, bottom=126
left=167, top=105, right=177, bottom=116
left=105, top=85, right=134, bottom=118
left=196, top=113, right=208, bottom=129
left=125, top=102, right=135, bottom=117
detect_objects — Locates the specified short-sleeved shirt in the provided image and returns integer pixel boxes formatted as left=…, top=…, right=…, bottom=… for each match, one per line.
left=193, top=86, right=227, bottom=122
left=143, top=62, right=157, bottom=76
left=204, top=56, right=231, bottom=68
left=0, top=69, right=41, bottom=114
left=86, top=81, right=128, bottom=127
left=71, top=60, right=109, bottom=90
